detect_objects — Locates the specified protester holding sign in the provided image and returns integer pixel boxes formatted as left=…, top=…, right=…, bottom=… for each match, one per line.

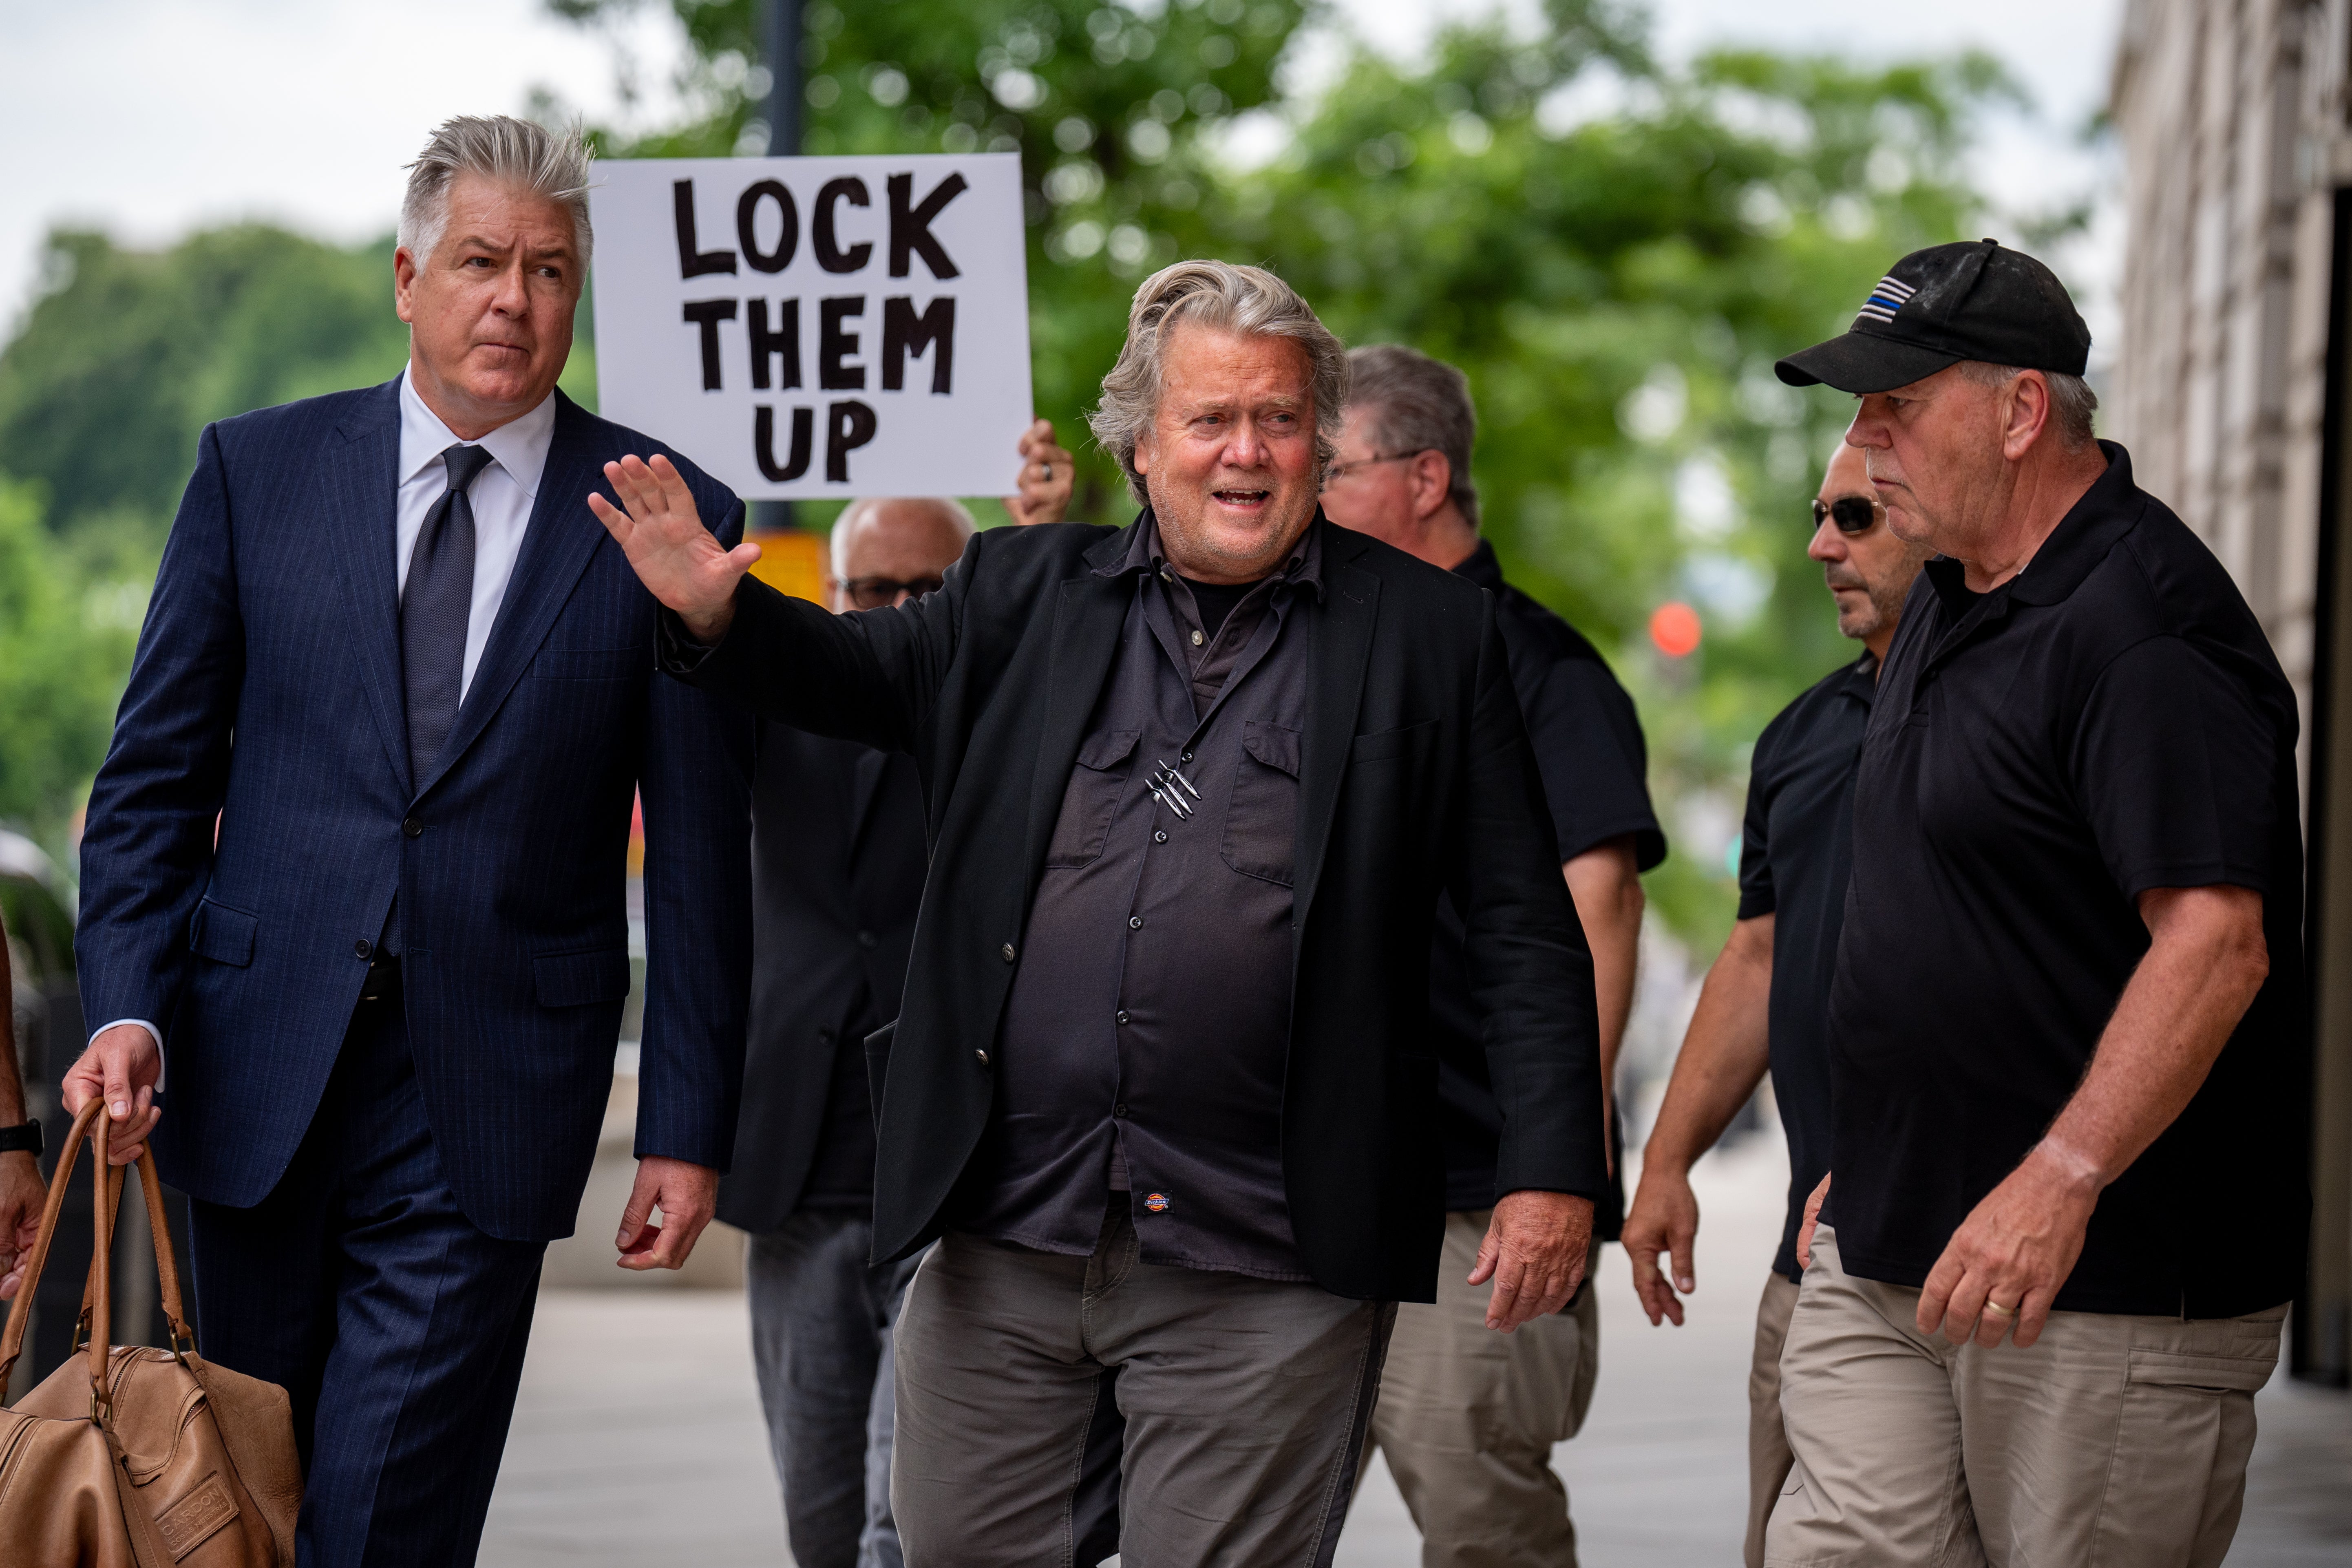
left=590, top=259, right=1608, bottom=1564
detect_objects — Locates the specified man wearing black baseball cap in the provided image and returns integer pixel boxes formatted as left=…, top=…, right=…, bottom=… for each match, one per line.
left=1762, top=240, right=2308, bottom=1566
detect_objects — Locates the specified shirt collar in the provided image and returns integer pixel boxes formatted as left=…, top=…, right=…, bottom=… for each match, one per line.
left=397, top=367, right=558, bottom=501
left=1096, top=507, right=1329, bottom=601
left=1450, top=537, right=1503, bottom=592
left=1921, top=440, right=2143, bottom=614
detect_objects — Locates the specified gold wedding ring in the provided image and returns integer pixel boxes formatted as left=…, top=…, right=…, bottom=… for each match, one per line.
left=1983, top=1298, right=2017, bottom=1317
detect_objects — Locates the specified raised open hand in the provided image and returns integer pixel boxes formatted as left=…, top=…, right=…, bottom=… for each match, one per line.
left=587, top=454, right=763, bottom=643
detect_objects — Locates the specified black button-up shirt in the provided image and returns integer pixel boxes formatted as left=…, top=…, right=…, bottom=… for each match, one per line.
left=1735, top=652, right=1875, bottom=1280
left=959, top=512, right=1324, bottom=1280
left=1829, top=443, right=2308, bottom=1318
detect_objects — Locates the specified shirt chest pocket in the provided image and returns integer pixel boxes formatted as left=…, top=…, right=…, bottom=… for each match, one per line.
left=1222, top=720, right=1301, bottom=886
left=1046, top=729, right=1141, bottom=868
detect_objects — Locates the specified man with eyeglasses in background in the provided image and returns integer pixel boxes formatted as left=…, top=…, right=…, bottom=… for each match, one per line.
left=1321, top=344, right=1665, bottom=1568
left=1619, top=438, right=1928, bottom=1567
left=718, top=424, right=1096, bottom=1568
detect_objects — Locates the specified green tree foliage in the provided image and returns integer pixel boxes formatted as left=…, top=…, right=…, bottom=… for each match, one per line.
left=0, top=477, right=139, bottom=847
left=551, top=0, right=2010, bottom=943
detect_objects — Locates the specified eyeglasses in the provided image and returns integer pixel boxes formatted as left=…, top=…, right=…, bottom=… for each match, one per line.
left=842, top=576, right=945, bottom=610
left=1320, top=451, right=1424, bottom=492
left=1811, top=495, right=1884, bottom=535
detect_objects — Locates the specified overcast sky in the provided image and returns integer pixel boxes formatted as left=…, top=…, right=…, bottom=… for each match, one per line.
left=0, top=0, right=2124, bottom=349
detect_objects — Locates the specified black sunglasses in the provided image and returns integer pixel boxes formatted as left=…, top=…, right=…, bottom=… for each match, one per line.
left=1811, top=495, right=1884, bottom=535
left=843, top=576, right=946, bottom=609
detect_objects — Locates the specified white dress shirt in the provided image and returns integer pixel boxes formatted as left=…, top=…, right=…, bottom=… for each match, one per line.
left=94, top=372, right=560, bottom=1075
left=395, top=367, right=557, bottom=700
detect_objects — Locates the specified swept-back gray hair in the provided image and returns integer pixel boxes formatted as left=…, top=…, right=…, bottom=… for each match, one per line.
left=1346, top=344, right=1480, bottom=528
left=1088, top=260, right=1349, bottom=504
left=1957, top=361, right=2099, bottom=450
left=398, top=115, right=595, bottom=269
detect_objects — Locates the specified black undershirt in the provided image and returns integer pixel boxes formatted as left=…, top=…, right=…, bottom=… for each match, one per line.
left=1177, top=575, right=1257, bottom=639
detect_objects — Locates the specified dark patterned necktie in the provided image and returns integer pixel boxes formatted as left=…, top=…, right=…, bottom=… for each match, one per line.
left=402, top=442, right=495, bottom=781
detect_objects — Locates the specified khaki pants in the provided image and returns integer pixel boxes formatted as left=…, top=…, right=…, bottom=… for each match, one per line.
left=1745, top=1270, right=1801, bottom=1568
left=1367, top=1210, right=1601, bottom=1568
left=890, top=1209, right=1394, bottom=1568
left=1768, top=1226, right=2286, bottom=1568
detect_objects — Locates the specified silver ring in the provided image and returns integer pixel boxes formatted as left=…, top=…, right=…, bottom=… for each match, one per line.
left=1040, top=462, right=1053, bottom=482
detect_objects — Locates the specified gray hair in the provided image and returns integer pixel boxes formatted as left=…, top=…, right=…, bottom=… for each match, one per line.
left=830, top=496, right=977, bottom=578
left=1956, top=361, right=2099, bottom=450
left=1345, top=344, right=1480, bottom=528
left=398, top=115, right=595, bottom=269
left=1087, top=260, right=1349, bottom=505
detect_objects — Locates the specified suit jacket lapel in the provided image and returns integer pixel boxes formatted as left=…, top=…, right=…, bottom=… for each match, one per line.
left=415, top=392, right=605, bottom=800
left=1292, top=541, right=1380, bottom=929
left=1020, top=546, right=1135, bottom=900
left=326, top=380, right=411, bottom=798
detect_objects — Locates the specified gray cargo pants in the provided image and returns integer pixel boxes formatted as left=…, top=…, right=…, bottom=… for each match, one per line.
left=890, top=1207, right=1395, bottom=1567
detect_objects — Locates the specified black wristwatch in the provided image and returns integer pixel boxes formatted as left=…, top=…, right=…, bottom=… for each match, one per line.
left=0, top=1120, right=42, bottom=1157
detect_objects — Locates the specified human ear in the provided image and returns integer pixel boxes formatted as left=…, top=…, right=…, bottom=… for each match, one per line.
left=2001, top=373, right=2052, bottom=462
left=1414, top=450, right=1452, bottom=521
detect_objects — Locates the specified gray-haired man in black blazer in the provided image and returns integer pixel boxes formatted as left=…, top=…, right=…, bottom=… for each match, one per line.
left=594, top=261, right=1608, bottom=1564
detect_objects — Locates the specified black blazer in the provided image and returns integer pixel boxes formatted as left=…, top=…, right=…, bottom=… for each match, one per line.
left=671, top=516, right=1605, bottom=1302
left=716, top=727, right=926, bottom=1234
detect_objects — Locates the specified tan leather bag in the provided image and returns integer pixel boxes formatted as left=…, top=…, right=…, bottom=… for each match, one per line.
left=0, top=1099, right=300, bottom=1567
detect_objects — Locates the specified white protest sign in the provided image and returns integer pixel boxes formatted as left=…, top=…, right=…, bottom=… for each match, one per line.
left=588, top=153, right=1032, bottom=500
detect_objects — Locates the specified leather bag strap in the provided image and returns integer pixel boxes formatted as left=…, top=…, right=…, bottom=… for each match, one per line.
left=0, top=1097, right=108, bottom=1401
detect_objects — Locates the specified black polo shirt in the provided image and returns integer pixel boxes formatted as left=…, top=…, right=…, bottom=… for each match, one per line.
left=1828, top=443, right=2308, bottom=1318
left=1430, top=542, right=1665, bottom=1223
left=1736, top=654, right=1875, bottom=1281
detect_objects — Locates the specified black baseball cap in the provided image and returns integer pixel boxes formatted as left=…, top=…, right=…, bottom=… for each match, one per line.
left=1775, top=239, right=2091, bottom=394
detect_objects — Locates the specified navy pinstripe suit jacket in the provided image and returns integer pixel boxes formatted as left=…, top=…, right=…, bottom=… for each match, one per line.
left=75, top=378, right=754, bottom=1241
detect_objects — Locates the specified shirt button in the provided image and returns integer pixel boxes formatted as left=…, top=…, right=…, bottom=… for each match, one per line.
left=1180, top=751, right=1193, bottom=763
left=353, top=938, right=373, bottom=959
left=1129, top=916, right=1144, bottom=930
left=974, top=1049, right=991, bottom=1068
left=1190, top=628, right=1204, bottom=646
left=1113, top=1102, right=1128, bottom=1118
left=401, top=816, right=423, bottom=838
left=857, top=930, right=878, bottom=950
left=1117, top=1010, right=1131, bottom=1025
left=1001, top=943, right=1017, bottom=963
left=1153, top=830, right=1168, bottom=844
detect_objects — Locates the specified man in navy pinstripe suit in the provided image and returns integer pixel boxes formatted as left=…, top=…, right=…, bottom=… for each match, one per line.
left=62, top=116, right=753, bottom=1566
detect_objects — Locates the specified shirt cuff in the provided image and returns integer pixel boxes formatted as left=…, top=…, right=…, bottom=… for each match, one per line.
left=655, top=610, right=718, bottom=674
left=91, top=1019, right=166, bottom=1092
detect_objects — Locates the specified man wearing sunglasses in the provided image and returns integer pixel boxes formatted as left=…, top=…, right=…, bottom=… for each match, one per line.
left=718, top=430, right=1085, bottom=1568
left=1620, top=439, right=1927, bottom=1567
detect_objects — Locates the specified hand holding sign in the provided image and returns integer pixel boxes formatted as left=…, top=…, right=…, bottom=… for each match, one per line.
left=1008, top=418, right=1075, bottom=526
left=587, top=455, right=758, bottom=643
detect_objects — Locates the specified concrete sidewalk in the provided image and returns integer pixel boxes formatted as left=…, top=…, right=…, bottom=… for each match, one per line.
left=480, top=1134, right=2352, bottom=1565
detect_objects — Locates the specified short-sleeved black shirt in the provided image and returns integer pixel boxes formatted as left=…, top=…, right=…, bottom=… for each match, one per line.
left=1736, top=653, right=1876, bottom=1280
left=1431, top=542, right=1666, bottom=1226
left=1828, top=443, right=2309, bottom=1318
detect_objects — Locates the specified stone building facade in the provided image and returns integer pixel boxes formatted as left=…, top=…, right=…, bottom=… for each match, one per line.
left=2110, top=0, right=2351, bottom=1380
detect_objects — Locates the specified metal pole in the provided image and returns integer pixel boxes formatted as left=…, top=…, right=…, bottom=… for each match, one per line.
left=750, top=0, right=803, bottom=536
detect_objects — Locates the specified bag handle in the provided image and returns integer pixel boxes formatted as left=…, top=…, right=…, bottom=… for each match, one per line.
left=0, top=1100, right=186, bottom=1414
left=69, top=1150, right=196, bottom=1362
